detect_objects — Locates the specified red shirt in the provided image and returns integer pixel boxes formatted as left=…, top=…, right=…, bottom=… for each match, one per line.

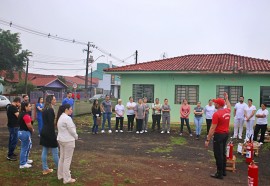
left=212, top=108, right=231, bottom=134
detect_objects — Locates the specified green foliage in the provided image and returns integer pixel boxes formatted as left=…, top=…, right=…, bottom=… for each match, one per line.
left=0, top=29, right=32, bottom=78
left=170, top=136, right=187, bottom=145
left=11, top=81, right=36, bottom=95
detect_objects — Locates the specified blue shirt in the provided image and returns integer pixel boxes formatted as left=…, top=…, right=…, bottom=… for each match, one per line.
left=36, top=103, right=44, bottom=119
left=62, top=97, right=74, bottom=108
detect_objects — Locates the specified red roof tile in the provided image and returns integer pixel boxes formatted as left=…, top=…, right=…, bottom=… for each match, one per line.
left=64, top=76, right=98, bottom=86
left=104, top=54, right=270, bottom=74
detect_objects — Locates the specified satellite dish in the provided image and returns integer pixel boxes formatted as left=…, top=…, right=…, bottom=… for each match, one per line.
left=160, top=52, right=168, bottom=59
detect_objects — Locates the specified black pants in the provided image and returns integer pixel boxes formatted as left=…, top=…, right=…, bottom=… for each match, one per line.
left=115, top=117, right=124, bottom=130
left=136, top=119, right=143, bottom=132
left=152, top=115, right=161, bottom=131
left=206, top=119, right=212, bottom=135
left=127, top=115, right=135, bottom=131
left=213, top=133, right=228, bottom=173
left=253, top=124, right=267, bottom=143
left=180, top=117, right=192, bottom=134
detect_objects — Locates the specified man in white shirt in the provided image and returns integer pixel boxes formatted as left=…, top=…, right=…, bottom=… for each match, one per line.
left=233, top=96, right=248, bottom=139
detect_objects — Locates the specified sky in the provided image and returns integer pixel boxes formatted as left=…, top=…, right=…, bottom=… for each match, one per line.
left=0, top=0, right=270, bottom=76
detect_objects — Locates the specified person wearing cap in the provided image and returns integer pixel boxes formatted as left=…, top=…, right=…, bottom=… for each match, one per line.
left=205, top=92, right=231, bottom=179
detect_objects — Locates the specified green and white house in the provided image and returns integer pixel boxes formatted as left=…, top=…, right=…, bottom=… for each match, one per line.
left=104, top=54, right=270, bottom=125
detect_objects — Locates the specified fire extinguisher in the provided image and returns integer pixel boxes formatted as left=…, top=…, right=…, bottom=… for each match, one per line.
left=226, top=141, right=233, bottom=160
left=248, top=161, right=258, bottom=186
left=246, top=136, right=254, bottom=164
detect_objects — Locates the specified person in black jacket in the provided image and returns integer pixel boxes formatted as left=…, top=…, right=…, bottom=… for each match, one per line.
left=40, top=95, right=59, bottom=175
left=91, top=99, right=102, bottom=134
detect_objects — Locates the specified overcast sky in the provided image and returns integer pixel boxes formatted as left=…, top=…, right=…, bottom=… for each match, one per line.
left=0, top=0, right=270, bottom=76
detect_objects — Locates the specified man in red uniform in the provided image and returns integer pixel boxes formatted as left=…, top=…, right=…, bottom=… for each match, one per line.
left=205, top=92, right=231, bottom=179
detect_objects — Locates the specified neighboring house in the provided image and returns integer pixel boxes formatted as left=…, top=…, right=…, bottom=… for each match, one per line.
left=64, top=76, right=99, bottom=89
left=104, top=53, right=270, bottom=123
left=91, top=63, right=121, bottom=98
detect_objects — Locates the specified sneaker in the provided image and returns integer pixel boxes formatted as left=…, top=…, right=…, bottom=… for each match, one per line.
left=161, top=131, right=165, bottom=134
left=120, top=130, right=123, bottom=133
left=43, top=169, right=53, bottom=175
left=64, top=178, right=76, bottom=184
left=108, top=130, right=112, bottom=133
left=232, top=136, right=237, bottom=139
left=7, top=156, right=17, bottom=161
left=115, top=130, right=119, bottom=133
left=27, top=159, right=33, bottom=164
left=12, top=153, right=18, bottom=157
left=101, top=130, right=105, bottom=133
left=144, top=130, right=148, bottom=133
left=190, top=134, right=193, bottom=137
left=140, top=131, right=144, bottom=134
left=167, top=131, right=170, bottom=134
left=259, top=142, right=263, bottom=145
left=239, top=136, right=242, bottom=140
left=19, top=163, right=32, bottom=169
left=196, top=135, right=199, bottom=140
left=136, top=131, right=139, bottom=134
left=179, top=133, right=183, bottom=136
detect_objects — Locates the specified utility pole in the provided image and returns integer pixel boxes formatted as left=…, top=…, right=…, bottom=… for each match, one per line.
left=89, top=55, right=94, bottom=98
left=24, top=58, right=29, bottom=94
left=84, top=42, right=90, bottom=98
left=135, top=50, right=138, bottom=64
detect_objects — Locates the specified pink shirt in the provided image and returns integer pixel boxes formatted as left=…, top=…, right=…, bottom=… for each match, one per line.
left=180, top=104, right=190, bottom=118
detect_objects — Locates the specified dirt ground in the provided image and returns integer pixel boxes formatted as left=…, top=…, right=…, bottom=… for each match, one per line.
left=0, top=114, right=269, bottom=186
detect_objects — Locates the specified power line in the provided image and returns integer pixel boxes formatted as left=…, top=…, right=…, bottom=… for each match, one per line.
left=30, top=59, right=85, bottom=63
left=30, top=67, right=85, bottom=71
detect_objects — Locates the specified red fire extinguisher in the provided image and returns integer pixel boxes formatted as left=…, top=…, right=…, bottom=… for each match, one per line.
left=248, top=161, right=258, bottom=186
left=226, top=141, right=233, bottom=160
left=246, top=136, right=254, bottom=164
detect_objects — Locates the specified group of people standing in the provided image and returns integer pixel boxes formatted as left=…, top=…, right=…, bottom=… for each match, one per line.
left=6, top=92, right=78, bottom=184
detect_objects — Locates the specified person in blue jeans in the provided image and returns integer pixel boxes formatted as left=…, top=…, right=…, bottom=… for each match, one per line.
left=6, top=97, right=21, bottom=161
left=91, top=99, right=102, bottom=134
left=18, top=102, right=34, bottom=168
left=36, top=97, right=44, bottom=136
left=100, top=95, right=112, bottom=133
left=40, top=95, right=59, bottom=175
left=194, top=101, right=204, bottom=140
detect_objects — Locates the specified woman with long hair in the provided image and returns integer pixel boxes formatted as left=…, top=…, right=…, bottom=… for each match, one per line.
left=57, top=104, right=78, bottom=184
left=18, top=102, right=34, bottom=168
left=40, top=95, right=59, bottom=175
left=36, top=97, right=44, bottom=136
left=180, top=99, right=192, bottom=136
left=91, top=99, right=101, bottom=134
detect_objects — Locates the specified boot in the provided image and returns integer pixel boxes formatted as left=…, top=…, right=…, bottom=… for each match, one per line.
left=210, top=170, right=223, bottom=179
left=223, top=170, right=227, bottom=176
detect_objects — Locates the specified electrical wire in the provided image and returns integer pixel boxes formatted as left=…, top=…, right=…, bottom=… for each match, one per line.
left=30, top=67, right=85, bottom=71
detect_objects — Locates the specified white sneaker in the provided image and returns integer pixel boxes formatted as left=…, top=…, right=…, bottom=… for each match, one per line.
left=120, top=130, right=123, bottom=133
left=108, top=130, right=112, bottom=133
left=161, top=131, right=165, bottom=134
left=115, top=130, right=118, bottom=133
left=232, top=136, right=237, bottom=139
left=20, top=163, right=32, bottom=169
left=27, top=159, right=33, bottom=164
left=259, top=142, right=263, bottom=145
left=239, top=136, right=242, bottom=140
left=136, top=131, right=139, bottom=134
left=167, top=131, right=170, bottom=134
left=189, top=134, right=193, bottom=137
left=101, top=130, right=105, bottom=133
left=179, top=133, right=183, bottom=136
left=144, top=130, right=148, bottom=133
left=140, top=131, right=144, bottom=134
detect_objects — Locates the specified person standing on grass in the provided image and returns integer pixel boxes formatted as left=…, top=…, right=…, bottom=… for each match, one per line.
left=135, top=98, right=145, bottom=134
left=57, top=104, right=78, bottom=184
left=91, top=99, right=101, bottom=134
left=62, top=92, right=74, bottom=117
left=204, top=99, right=216, bottom=136
left=180, top=99, right=192, bottom=136
left=253, top=103, right=269, bottom=145
left=194, top=101, right=204, bottom=140
left=126, top=97, right=136, bottom=132
left=244, top=99, right=256, bottom=141
left=233, top=96, right=247, bottom=139
left=21, top=94, right=32, bottom=117
left=161, top=98, right=171, bottom=134
left=100, top=95, right=113, bottom=133
left=6, top=97, right=21, bottom=161
left=152, top=98, right=162, bottom=132
left=18, top=102, right=34, bottom=169
left=40, top=95, right=59, bottom=175
left=115, top=99, right=125, bottom=133
left=205, top=92, right=231, bottom=179
left=143, top=97, right=150, bottom=133
left=36, top=97, right=44, bottom=137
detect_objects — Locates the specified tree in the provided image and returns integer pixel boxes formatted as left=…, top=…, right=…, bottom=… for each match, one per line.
left=11, top=81, right=36, bottom=95
left=0, top=29, right=32, bottom=79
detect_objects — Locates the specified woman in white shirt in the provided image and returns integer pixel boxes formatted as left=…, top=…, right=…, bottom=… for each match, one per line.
left=253, top=103, right=269, bottom=144
left=126, top=97, right=136, bottom=132
left=56, top=104, right=78, bottom=184
left=204, top=99, right=216, bottom=136
left=115, top=99, right=125, bottom=132
left=244, top=99, right=256, bottom=141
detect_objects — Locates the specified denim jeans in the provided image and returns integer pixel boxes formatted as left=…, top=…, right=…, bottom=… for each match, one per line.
left=18, top=131, right=32, bottom=165
left=42, top=146, right=59, bottom=170
left=180, top=118, right=192, bottom=134
left=102, top=112, right=112, bottom=130
left=194, top=117, right=203, bottom=135
left=92, top=116, right=99, bottom=133
left=8, top=127, right=19, bottom=157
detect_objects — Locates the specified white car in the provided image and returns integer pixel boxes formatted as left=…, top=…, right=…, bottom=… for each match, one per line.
left=0, top=95, right=11, bottom=110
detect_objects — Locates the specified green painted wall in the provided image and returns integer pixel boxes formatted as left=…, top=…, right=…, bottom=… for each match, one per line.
left=119, top=73, right=270, bottom=125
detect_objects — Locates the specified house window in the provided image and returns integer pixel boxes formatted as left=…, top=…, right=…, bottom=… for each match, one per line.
left=260, top=86, right=270, bottom=106
left=175, top=85, right=199, bottom=105
left=216, top=86, right=243, bottom=105
left=132, top=84, right=154, bottom=103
